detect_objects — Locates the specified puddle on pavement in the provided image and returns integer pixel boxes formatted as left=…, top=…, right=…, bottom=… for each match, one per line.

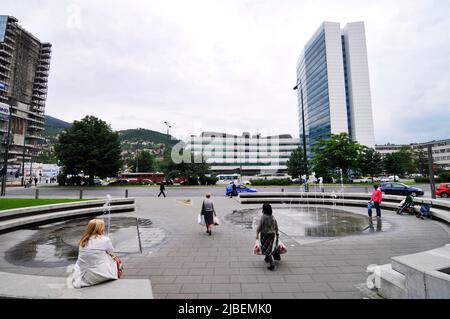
left=3, top=217, right=167, bottom=268
left=226, top=207, right=386, bottom=238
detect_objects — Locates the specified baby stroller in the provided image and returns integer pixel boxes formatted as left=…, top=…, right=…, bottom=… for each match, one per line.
left=416, top=203, right=432, bottom=220
left=396, top=194, right=415, bottom=215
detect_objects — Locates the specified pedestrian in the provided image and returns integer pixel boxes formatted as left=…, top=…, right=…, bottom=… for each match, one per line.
left=256, top=203, right=279, bottom=271
left=368, top=184, right=382, bottom=220
left=201, top=193, right=217, bottom=236
left=67, top=219, right=121, bottom=288
left=158, top=182, right=166, bottom=198
left=34, top=177, right=38, bottom=187
left=230, top=182, right=238, bottom=198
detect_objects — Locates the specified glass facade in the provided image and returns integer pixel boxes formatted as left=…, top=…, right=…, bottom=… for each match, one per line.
left=342, top=35, right=352, bottom=139
left=0, top=16, right=7, bottom=42
left=297, top=29, right=331, bottom=157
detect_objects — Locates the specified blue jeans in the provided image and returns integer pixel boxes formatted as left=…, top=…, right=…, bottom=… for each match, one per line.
left=368, top=202, right=381, bottom=217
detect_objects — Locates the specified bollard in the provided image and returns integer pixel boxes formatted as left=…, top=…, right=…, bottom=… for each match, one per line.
left=365, top=187, right=369, bottom=194
left=35, top=188, right=39, bottom=199
left=79, top=189, right=83, bottom=199
left=125, top=189, right=128, bottom=198
left=281, top=188, right=284, bottom=193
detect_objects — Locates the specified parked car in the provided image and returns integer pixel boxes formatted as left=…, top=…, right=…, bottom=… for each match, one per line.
left=107, top=179, right=128, bottom=186
left=436, top=183, right=450, bottom=198
left=142, top=179, right=155, bottom=185
left=380, top=183, right=424, bottom=196
left=378, top=176, right=390, bottom=183
left=225, top=184, right=257, bottom=196
left=93, top=178, right=105, bottom=186
left=388, top=176, right=400, bottom=182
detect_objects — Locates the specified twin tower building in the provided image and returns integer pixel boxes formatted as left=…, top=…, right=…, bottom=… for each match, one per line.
left=296, top=21, right=376, bottom=157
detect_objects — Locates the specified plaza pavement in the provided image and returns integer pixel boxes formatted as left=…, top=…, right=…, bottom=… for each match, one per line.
left=0, top=195, right=449, bottom=299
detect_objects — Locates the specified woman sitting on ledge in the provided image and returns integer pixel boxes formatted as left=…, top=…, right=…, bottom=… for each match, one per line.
left=68, top=219, right=118, bottom=288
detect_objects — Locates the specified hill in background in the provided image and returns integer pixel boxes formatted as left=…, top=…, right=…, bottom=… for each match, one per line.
left=43, top=115, right=180, bottom=151
left=118, top=128, right=179, bottom=146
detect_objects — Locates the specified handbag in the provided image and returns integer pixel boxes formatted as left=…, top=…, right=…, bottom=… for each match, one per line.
left=198, top=214, right=205, bottom=226
left=214, top=216, right=220, bottom=226
left=108, top=253, right=124, bottom=279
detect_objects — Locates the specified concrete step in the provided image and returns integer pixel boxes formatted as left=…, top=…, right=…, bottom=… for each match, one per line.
left=0, top=198, right=135, bottom=221
left=378, top=264, right=407, bottom=299
left=391, top=245, right=450, bottom=298
left=0, top=271, right=153, bottom=299
left=0, top=204, right=135, bottom=232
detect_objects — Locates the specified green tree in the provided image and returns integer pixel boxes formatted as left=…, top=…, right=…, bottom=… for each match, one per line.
left=415, top=148, right=429, bottom=176
left=159, top=148, right=210, bottom=184
left=357, top=147, right=383, bottom=183
left=311, top=133, right=361, bottom=182
left=286, top=147, right=306, bottom=178
left=382, top=146, right=415, bottom=180
left=127, top=151, right=156, bottom=172
left=54, top=116, right=122, bottom=185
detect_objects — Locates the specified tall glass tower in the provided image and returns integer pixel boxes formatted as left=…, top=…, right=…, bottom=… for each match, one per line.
left=296, top=21, right=375, bottom=157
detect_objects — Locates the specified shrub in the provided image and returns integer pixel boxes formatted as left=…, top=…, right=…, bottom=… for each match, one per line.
left=439, top=172, right=450, bottom=182
left=185, top=177, right=199, bottom=185
left=414, top=177, right=431, bottom=183
left=57, top=173, right=67, bottom=186
left=250, top=178, right=293, bottom=186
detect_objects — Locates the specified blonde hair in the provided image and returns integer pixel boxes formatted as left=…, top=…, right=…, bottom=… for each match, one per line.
left=79, top=219, right=105, bottom=248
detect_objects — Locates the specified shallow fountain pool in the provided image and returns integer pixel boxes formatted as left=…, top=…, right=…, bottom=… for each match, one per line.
left=226, top=207, right=382, bottom=238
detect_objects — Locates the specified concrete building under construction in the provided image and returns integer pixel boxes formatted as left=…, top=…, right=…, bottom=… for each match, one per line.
left=0, top=15, right=51, bottom=172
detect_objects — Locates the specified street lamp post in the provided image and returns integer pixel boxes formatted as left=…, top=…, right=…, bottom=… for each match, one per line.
left=293, top=80, right=309, bottom=192
left=1, top=108, right=13, bottom=196
left=164, top=121, right=171, bottom=137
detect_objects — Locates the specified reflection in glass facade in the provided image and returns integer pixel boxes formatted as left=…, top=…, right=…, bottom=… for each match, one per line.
left=297, top=30, right=331, bottom=157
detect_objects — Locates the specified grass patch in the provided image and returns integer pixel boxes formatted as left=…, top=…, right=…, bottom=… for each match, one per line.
left=0, top=198, right=87, bottom=211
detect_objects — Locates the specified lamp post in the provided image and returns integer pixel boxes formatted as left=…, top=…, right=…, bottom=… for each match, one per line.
left=1, top=106, right=12, bottom=196
left=164, top=121, right=171, bottom=137
left=293, top=80, right=309, bottom=192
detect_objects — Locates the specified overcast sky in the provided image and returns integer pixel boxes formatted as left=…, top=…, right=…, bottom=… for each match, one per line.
left=2, top=0, right=450, bottom=144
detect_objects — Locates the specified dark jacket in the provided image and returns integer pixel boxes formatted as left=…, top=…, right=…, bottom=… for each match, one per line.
left=257, top=214, right=279, bottom=235
left=160, top=184, right=165, bottom=191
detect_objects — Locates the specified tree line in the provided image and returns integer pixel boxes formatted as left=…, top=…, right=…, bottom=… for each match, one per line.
left=54, top=116, right=211, bottom=185
left=286, top=133, right=446, bottom=183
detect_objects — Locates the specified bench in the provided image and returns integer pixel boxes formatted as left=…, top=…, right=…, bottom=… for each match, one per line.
left=0, top=271, right=153, bottom=299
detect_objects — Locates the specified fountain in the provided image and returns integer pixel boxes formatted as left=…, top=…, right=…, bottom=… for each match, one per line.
left=103, top=194, right=112, bottom=235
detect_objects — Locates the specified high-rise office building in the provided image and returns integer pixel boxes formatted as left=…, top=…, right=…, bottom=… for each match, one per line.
left=0, top=16, right=51, bottom=169
left=295, top=21, right=375, bottom=156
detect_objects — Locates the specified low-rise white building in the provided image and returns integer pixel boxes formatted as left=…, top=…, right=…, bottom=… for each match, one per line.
left=184, top=132, right=300, bottom=175
left=376, top=139, right=450, bottom=169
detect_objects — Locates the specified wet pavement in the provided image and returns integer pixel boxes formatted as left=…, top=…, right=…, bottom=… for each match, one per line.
left=0, top=196, right=449, bottom=299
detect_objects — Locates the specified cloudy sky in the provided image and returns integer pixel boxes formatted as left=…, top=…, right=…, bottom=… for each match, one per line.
left=2, top=0, right=450, bottom=144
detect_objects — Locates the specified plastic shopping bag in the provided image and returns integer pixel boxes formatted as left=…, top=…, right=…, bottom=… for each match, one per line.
left=253, top=240, right=262, bottom=255
left=277, top=241, right=287, bottom=254
left=198, top=214, right=205, bottom=226
left=214, top=216, right=220, bottom=226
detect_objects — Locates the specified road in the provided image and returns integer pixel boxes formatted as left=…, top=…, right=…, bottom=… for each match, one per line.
left=2, top=183, right=447, bottom=200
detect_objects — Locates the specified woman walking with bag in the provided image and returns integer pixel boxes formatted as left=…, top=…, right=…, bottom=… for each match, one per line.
left=201, top=193, right=217, bottom=236
left=256, top=203, right=279, bottom=271
left=68, top=219, right=121, bottom=288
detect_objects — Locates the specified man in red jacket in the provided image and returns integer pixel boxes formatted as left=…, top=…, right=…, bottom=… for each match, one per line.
left=369, top=184, right=383, bottom=219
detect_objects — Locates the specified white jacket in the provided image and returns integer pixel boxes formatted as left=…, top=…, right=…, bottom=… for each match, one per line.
left=68, top=236, right=118, bottom=288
